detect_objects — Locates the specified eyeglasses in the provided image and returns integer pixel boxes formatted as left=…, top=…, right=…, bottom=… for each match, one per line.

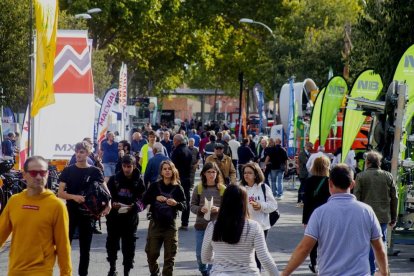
left=206, top=170, right=217, bottom=174
left=27, top=170, right=48, bottom=177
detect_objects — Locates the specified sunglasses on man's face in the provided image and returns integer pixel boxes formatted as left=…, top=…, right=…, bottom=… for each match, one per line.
left=27, top=170, right=48, bottom=177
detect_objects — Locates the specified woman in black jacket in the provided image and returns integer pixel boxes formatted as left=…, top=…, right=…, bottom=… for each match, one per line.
left=302, top=155, right=331, bottom=274
left=143, top=160, right=186, bottom=276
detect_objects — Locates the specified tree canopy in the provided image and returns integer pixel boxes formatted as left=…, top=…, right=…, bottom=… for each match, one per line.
left=1, top=0, right=414, bottom=110
left=0, top=0, right=30, bottom=111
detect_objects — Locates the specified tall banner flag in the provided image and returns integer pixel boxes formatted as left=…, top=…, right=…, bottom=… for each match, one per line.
left=32, top=0, right=58, bottom=117
left=33, top=30, right=95, bottom=159
left=309, top=87, right=325, bottom=144
left=393, top=44, right=414, bottom=153
left=97, top=88, right=118, bottom=144
left=19, top=106, right=30, bottom=170
left=342, top=70, right=383, bottom=162
left=287, top=78, right=296, bottom=156
left=118, top=63, right=128, bottom=138
left=253, top=84, right=266, bottom=133
left=319, top=76, right=348, bottom=146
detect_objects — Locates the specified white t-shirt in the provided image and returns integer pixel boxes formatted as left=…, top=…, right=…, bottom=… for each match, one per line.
left=228, top=139, right=241, bottom=160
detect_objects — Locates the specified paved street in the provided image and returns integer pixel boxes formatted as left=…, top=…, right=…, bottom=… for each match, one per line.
left=1, top=178, right=414, bottom=275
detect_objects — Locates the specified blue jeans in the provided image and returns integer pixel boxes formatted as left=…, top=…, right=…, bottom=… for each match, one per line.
left=196, top=230, right=212, bottom=274
left=369, top=223, right=387, bottom=274
left=270, top=170, right=284, bottom=197
left=103, top=162, right=116, bottom=177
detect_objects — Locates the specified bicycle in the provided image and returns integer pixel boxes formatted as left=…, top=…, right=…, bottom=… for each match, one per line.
left=0, top=159, right=25, bottom=214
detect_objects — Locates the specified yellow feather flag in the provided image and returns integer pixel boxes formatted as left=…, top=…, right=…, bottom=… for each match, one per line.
left=31, top=0, right=58, bottom=117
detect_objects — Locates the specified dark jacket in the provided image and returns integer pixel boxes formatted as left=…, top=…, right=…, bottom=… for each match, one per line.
left=204, top=142, right=216, bottom=158
left=144, top=153, right=170, bottom=186
left=298, top=150, right=310, bottom=179
left=143, top=180, right=186, bottom=225
left=256, top=145, right=267, bottom=163
left=107, top=169, right=146, bottom=216
left=160, top=139, right=173, bottom=157
left=302, top=176, right=330, bottom=224
left=354, top=167, right=398, bottom=223
left=171, top=143, right=193, bottom=183
left=221, top=141, right=232, bottom=158
left=237, top=145, right=255, bottom=165
left=265, top=145, right=288, bottom=170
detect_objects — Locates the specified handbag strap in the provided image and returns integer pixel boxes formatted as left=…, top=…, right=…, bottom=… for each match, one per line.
left=261, top=184, right=267, bottom=202
left=313, top=177, right=326, bottom=197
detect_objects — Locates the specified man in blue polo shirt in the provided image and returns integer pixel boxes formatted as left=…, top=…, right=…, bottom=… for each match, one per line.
left=281, top=164, right=388, bottom=276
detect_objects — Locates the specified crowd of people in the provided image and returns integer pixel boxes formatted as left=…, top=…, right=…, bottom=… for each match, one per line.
left=0, top=123, right=398, bottom=276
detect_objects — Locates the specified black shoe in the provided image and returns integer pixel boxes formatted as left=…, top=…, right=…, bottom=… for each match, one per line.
left=124, top=266, right=131, bottom=276
left=308, top=264, right=317, bottom=273
left=179, top=225, right=189, bottom=231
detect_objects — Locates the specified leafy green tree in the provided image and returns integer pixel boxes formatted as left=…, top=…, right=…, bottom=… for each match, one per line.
left=352, top=0, right=414, bottom=88
left=272, top=0, right=361, bottom=90
left=0, top=0, right=30, bottom=111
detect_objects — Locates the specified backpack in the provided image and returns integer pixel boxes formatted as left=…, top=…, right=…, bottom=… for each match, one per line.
left=197, top=183, right=226, bottom=196
left=79, top=173, right=111, bottom=219
left=152, top=183, right=177, bottom=224
left=261, top=184, right=280, bottom=227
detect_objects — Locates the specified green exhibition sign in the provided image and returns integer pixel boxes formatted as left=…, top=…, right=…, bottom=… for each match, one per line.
left=319, top=76, right=348, bottom=146
left=393, top=44, right=414, bottom=158
left=341, top=70, right=383, bottom=162
left=309, top=87, right=325, bottom=144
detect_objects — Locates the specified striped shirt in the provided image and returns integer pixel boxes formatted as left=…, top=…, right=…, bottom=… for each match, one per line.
left=202, top=219, right=279, bottom=276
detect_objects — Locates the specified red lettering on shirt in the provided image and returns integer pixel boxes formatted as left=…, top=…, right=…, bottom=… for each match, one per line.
left=22, top=205, right=40, bottom=210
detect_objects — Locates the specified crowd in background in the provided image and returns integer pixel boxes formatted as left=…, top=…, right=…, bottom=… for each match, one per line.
left=0, top=119, right=397, bottom=276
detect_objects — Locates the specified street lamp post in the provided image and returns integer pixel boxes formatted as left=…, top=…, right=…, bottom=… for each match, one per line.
left=75, top=8, right=102, bottom=18
left=74, top=13, right=92, bottom=19
left=75, top=8, right=101, bottom=49
left=239, top=18, right=275, bottom=39
left=239, top=18, right=278, bottom=124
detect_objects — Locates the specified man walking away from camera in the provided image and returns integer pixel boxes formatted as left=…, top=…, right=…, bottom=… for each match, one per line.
left=354, top=151, right=397, bottom=275
left=281, top=164, right=388, bottom=276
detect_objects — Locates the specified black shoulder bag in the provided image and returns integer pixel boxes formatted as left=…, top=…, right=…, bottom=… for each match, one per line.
left=79, top=169, right=111, bottom=219
left=152, top=183, right=178, bottom=224
left=261, top=184, right=280, bottom=227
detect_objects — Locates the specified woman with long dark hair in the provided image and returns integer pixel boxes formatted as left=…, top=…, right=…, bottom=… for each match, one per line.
left=302, top=155, right=331, bottom=274
left=190, top=162, right=226, bottom=276
left=240, top=162, right=278, bottom=271
left=143, top=160, right=186, bottom=276
left=201, top=185, right=279, bottom=275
